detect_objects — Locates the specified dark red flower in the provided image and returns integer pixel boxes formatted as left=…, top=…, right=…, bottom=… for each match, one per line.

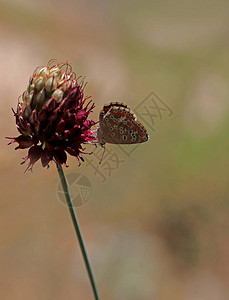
left=7, top=60, right=97, bottom=170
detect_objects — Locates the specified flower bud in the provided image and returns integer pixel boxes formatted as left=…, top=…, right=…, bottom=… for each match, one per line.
left=45, top=76, right=58, bottom=93
left=51, top=89, right=64, bottom=103
left=60, top=80, right=72, bottom=93
left=8, top=60, right=96, bottom=170
left=23, top=103, right=32, bottom=119
left=22, top=90, right=28, bottom=102
left=23, top=90, right=34, bottom=105
left=35, top=88, right=46, bottom=106
left=38, top=67, right=50, bottom=77
left=28, top=83, right=35, bottom=92
left=50, top=67, right=61, bottom=79
left=35, top=76, right=45, bottom=92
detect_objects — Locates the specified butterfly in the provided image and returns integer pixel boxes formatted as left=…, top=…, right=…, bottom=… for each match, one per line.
left=97, top=102, right=149, bottom=150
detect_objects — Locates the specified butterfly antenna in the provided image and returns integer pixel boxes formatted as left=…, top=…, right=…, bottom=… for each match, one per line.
left=99, top=144, right=106, bottom=165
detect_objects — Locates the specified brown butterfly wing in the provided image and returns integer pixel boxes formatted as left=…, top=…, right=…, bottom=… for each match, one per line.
left=99, top=102, right=131, bottom=122
left=99, top=103, right=149, bottom=144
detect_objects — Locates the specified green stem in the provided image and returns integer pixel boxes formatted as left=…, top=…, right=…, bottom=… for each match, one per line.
left=57, top=164, right=100, bottom=300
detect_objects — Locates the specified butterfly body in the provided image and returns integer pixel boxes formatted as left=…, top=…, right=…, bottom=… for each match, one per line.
left=97, top=102, right=149, bottom=146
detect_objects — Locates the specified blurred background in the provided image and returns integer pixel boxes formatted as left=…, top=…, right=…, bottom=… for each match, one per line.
left=0, top=0, right=229, bottom=299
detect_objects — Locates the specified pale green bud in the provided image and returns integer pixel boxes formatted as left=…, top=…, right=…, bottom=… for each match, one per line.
left=35, top=76, right=45, bottom=91
left=51, top=89, right=64, bottom=103
left=23, top=103, right=32, bottom=119
left=35, top=88, right=46, bottom=106
left=38, top=67, right=50, bottom=77
left=28, top=83, right=35, bottom=93
left=23, top=90, right=34, bottom=105
left=22, top=90, right=29, bottom=102
left=50, top=67, right=61, bottom=79
left=60, top=80, right=72, bottom=93
left=45, top=76, right=58, bottom=93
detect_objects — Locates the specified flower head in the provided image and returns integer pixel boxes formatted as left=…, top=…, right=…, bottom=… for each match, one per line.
left=7, top=60, right=96, bottom=170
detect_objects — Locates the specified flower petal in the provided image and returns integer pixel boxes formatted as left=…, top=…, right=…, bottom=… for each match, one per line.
left=6, top=135, right=34, bottom=149
left=41, top=149, right=53, bottom=167
left=28, top=145, right=43, bottom=166
left=53, top=150, right=67, bottom=165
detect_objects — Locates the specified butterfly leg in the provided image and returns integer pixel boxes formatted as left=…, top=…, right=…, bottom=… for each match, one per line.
left=99, top=144, right=106, bottom=165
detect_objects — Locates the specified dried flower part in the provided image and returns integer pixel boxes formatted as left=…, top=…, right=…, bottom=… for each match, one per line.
left=7, top=60, right=97, bottom=170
